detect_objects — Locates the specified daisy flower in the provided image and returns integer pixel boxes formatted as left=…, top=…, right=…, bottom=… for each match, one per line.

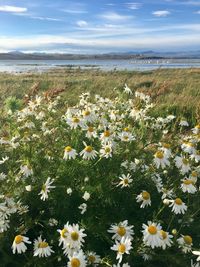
left=111, top=236, right=132, bottom=263
left=78, top=203, right=87, bottom=214
left=142, top=221, right=162, bottom=249
left=154, top=151, right=170, bottom=169
left=34, top=236, right=54, bottom=257
left=20, top=165, right=33, bottom=177
left=181, top=141, right=196, bottom=154
left=160, top=143, right=172, bottom=158
left=66, top=116, right=83, bottom=129
left=169, top=198, right=187, bottom=214
left=175, top=156, right=190, bottom=174
left=108, top=220, right=134, bottom=241
left=57, top=222, right=70, bottom=247
left=118, top=128, right=135, bottom=142
left=80, top=142, right=98, bottom=160
left=190, top=150, right=200, bottom=162
left=68, top=250, right=86, bottom=267
left=179, top=120, right=189, bottom=127
left=39, top=177, right=55, bottom=201
left=192, top=124, right=200, bottom=134
left=177, top=235, right=193, bottom=253
left=117, top=174, right=133, bottom=188
left=87, top=251, right=101, bottom=265
left=192, top=251, right=200, bottom=261
left=100, top=130, right=113, bottom=144
left=124, top=84, right=133, bottom=95
left=159, top=230, right=173, bottom=250
left=136, top=191, right=151, bottom=208
left=64, top=146, right=78, bottom=160
left=82, top=191, right=90, bottom=201
left=12, top=235, right=31, bottom=254
left=180, top=178, right=197, bottom=194
left=82, top=109, right=95, bottom=123
left=99, top=143, right=113, bottom=158
left=85, top=126, right=97, bottom=139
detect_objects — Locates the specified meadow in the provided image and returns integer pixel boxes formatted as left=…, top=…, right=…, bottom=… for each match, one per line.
left=0, top=68, right=200, bottom=267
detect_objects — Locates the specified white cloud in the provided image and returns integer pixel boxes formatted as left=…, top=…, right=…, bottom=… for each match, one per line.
left=76, top=20, right=88, bottom=27
left=125, top=2, right=142, bottom=10
left=61, top=8, right=87, bottom=14
left=0, top=5, right=27, bottom=13
left=152, top=10, right=171, bottom=17
left=100, top=12, right=133, bottom=21
left=31, top=16, right=62, bottom=21
left=183, top=1, right=200, bottom=6
left=195, top=10, right=200, bottom=14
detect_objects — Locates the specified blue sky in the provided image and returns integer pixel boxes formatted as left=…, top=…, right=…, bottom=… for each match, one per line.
left=0, top=0, right=200, bottom=53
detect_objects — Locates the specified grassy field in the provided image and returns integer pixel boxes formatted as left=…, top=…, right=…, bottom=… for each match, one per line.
left=0, top=67, right=200, bottom=122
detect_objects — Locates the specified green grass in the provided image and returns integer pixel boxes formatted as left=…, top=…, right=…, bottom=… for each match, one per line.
left=0, top=68, right=200, bottom=122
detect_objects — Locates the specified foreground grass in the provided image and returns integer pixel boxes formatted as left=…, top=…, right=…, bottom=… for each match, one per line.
left=0, top=68, right=200, bottom=122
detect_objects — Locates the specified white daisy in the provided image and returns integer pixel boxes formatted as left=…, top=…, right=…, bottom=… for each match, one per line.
left=180, top=178, right=197, bottom=194
left=100, top=130, right=113, bottom=144
left=20, top=165, right=33, bottom=177
left=136, top=191, right=151, bottom=208
left=142, top=221, right=162, bottom=249
left=68, top=250, right=86, bottom=267
left=108, top=220, right=134, bottom=241
left=190, top=150, right=200, bottom=163
left=39, top=177, right=55, bottom=201
left=82, top=109, right=95, bottom=123
left=160, top=143, right=172, bottom=158
left=154, top=151, right=170, bottom=169
left=181, top=142, right=196, bottom=154
left=179, top=120, right=189, bottom=127
left=99, top=143, right=113, bottom=158
left=118, top=128, right=135, bottom=142
left=12, top=235, right=31, bottom=254
left=111, top=236, right=132, bottom=263
left=124, top=84, right=133, bottom=95
left=177, top=235, right=193, bottom=253
left=78, top=203, right=87, bottom=214
left=80, top=143, right=98, bottom=160
left=87, top=251, right=101, bottom=265
left=175, top=156, right=190, bottom=174
left=159, top=230, right=173, bottom=250
left=34, top=236, right=54, bottom=257
left=64, top=146, right=78, bottom=160
left=169, top=198, right=187, bottom=214
left=117, top=174, right=133, bottom=188
left=57, top=223, right=70, bottom=247
left=82, top=191, right=90, bottom=201
left=192, top=124, right=200, bottom=134
left=66, top=116, right=84, bottom=129
left=85, top=126, right=97, bottom=139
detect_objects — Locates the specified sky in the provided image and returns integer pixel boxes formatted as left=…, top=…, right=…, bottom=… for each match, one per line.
left=0, top=0, right=200, bottom=53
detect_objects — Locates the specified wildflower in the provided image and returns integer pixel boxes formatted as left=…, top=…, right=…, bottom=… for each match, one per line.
left=65, top=224, right=87, bottom=251
left=66, top=116, right=83, bottom=129
left=111, top=236, right=132, bottom=263
left=108, top=220, right=134, bottom=241
left=67, top=188, right=73, bottom=195
left=170, top=198, right=187, bottom=214
left=117, top=174, right=133, bottom=188
left=124, top=84, right=133, bottom=95
left=82, top=191, right=90, bottom=201
left=68, top=250, right=86, bottom=267
left=20, top=165, right=33, bottom=177
left=34, top=236, right=54, bottom=257
left=175, top=156, right=190, bottom=174
left=181, top=142, right=196, bottom=154
left=100, top=130, right=113, bottom=144
left=142, top=221, right=162, bottom=249
left=85, top=126, right=97, bottom=139
left=39, top=177, right=55, bottom=201
left=57, top=222, right=70, bottom=247
left=154, top=151, right=170, bottom=169
left=118, top=128, right=135, bottom=142
left=78, top=203, right=87, bottom=214
left=136, top=191, right=151, bottom=208
left=87, top=251, right=101, bottom=265
left=159, top=230, right=173, bottom=250
left=80, top=143, right=98, bottom=160
left=99, top=143, right=113, bottom=158
left=0, top=156, right=9, bottom=164
left=192, top=124, right=200, bottom=134
left=177, top=235, right=193, bottom=253
left=12, top=235, right=31, bottom=254
left=180, top=178, right=197, bottom=194
left=179, top=120, right=189, bottom=127
left=25, top=185, right=32, bottom=192
left=160, top=143, right=172, bottom=158
left=64, top=146, right=78, bottom=160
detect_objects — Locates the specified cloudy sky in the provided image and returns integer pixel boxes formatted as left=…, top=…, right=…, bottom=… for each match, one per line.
left=0, top=0, right=200, bottom=53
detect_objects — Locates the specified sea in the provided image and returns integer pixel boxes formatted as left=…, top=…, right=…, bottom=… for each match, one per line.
left=0, top=58, right=200, bottom=73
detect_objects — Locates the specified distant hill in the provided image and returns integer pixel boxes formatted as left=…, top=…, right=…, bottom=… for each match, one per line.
left=1, top=51, right=200, bottom=60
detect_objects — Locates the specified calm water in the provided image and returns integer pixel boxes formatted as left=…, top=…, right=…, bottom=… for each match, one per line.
left=0, top=59, right=200, bottom=73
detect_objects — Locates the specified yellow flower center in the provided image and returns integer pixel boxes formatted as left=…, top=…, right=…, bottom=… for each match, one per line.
left=42, top=184, right=46, bottom=191
left=105, top=147, right=111, bottom=153
left=123, top=136, right=129, bottom=140
left=71, top=258, right=81, bottom=267
left=148, top=225, right=157, bottom=235
left=183, top=179, right=193, bottom=185
left=14, top=235, right=23, bottom=244
left=117, top=226, right=126, bottom=236
left=38, top=241, right=48, bottom=248
left=175, top=198, right=183, bottom=205
left=155, top=151, right=164, bottom=159
left=192, top=171, right=197, bottom=177
left=83, top=110, right=90, bottom=116
left=163, top=143, right=171, bottom=149
left=104, top=130, right=111, bottom=137
left=65, top=146, right=72, bottom=152
left=71, top=231, right=79, bottom=241
left=85, top=146, right=93, bottom=153
left=160, top=230, right=167, bottom=240
left=187, top=142, right=194, bottom=147
left=118, top=244, right=126, bottom=254
left=61, top=228, right=68, bottom=238
left=123, top=178, right=129, bottom=185
left=88, top=126, right=94, bottom=132
left=183, top=235, right=192, bottom=245
left=123, top=127, right=129, bottom=132
left=142, top=191, right=150, bottom=200
left=182, top=158, right=189, bottom=165
left=72, top=117, right=80, bottom=123
left=195, top=124, right=200, bottom=129
left=88, top=255, right=96, bottom=263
